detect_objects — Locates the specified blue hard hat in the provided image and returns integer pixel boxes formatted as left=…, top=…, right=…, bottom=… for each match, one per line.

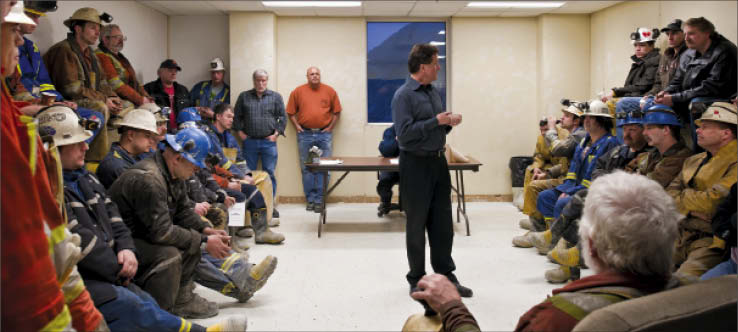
left=164, top=127, right=211, bottom=168
left=615, top=109, right=645, bottom=127
left=644, top=104, right=681, bottom=127
left=176, top=107, right=201, bottom=126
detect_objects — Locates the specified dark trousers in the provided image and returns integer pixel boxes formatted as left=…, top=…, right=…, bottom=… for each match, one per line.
left=225, top=183, right=265, bottom=210
left=377, top=171, right=400, bottom=204
left=133, top=238, right=201, bottom=310
left=399, top=151, right=457, bottom=286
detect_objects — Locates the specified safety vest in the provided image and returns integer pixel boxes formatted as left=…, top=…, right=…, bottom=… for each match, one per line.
left=17, top=37, right=62, bottom=100
left=95, top=48, right=128, bottom=91
left=192, top=80, right=229, bottom=108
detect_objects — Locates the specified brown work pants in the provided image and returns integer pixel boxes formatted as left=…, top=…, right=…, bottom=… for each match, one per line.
left=133, top=238, right=201, bottom=310
left=673, top=227, right=728, bottom=278
left=522, top=178, right=563, bottom=219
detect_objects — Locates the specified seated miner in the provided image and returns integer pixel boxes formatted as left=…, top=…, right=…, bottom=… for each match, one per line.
left=667, top=101, right=737, bottom=278
left=377, top=124, right=401, bottom=216
left=108, top=127, right=277, bottom=318
left=408, top=171, right=683, bottom=332
left=519, top=100, right=584, bottom=231
left=184, top=105, right=285, bottom=245
left=96, top=108, right=158, bottom=188
left=38, top=105, right=248, bottom=332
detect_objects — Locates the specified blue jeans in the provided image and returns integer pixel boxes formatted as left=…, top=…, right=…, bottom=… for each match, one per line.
left=536, top=188, right=572, bottom=224
left=701, top=258, right=737, bottom=280
left=615, top=97, right=643, bottom=143
left=297, top=130, right=332, bottom=204
left=97, top=284, right=205, bottom=332
left=242, top=138, right=278, bottom=197
left=195, top=250, right=250, bottom=300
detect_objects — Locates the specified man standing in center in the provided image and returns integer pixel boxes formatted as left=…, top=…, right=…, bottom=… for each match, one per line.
left=286, top=66, right=342, bottom=213
left=392, top=44, right=471, bottom=310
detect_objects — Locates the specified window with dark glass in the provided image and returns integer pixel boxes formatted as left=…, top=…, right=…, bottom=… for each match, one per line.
left=367, top=22, right=447, bottom=123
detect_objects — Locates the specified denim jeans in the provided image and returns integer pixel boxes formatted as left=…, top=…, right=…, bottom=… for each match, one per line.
left=536, top=188, right=572, bottom=225
left=297, top=130, right=332, bottom=204
left=701, top=257, right=737, bottom=280
left=614, top=97, right=643, bottom=142
left=194, top=250, right=250, bottom=300
left=97, top=283, right=205, bottom=332
left=242, top=138, right=278, bottom=197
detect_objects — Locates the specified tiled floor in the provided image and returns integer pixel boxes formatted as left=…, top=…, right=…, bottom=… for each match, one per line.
left=192, top=202, right=592, bottom=331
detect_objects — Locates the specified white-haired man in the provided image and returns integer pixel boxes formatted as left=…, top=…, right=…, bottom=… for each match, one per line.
left=409, top=171, right=682, bottom=332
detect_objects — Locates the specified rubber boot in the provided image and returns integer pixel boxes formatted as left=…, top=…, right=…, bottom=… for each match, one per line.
left=253, top=209, right=285, bottom=244
left=207, top=315, right=248, bottom=332
left=230, top=255, right=278, bottom=303
left=171, top=281, right=218, bottom=319
left=530, top=230, right=552, bottom=255
left=550, top=245, right=580, bottom=267
left=512, top=231, right=534, bottom=248
left=544, top=266, right=580, bottom=283
left=547, top=238, right=568, bottom=263
left=519, top=218, right=532, bottom=230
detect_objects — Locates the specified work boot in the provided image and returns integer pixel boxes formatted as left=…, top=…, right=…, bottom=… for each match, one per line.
left=252, top=209, right=285, bottom=244
left=545, top=266, right=580, bottom=283
left=172, top=282, right=218, bottom=319
left=232, top=235, right=250, bottom=253
left=512, top=232, right=534, bottom=248
left=306, top=202, right=314, bottom=211
left=453, top=282, right=473, bottom=298
left=550, top=245, right=580, bottom=267
left=313, top=203, right=323, bottom=213
left=547, top=238, right=568, bottom=263
left=273, top=208, right=280, bottom=219
left=231, top=255, right=278, bottom=303
left=236, top=227, right=254, bottom=238
left=530, top=230, right=552, bottom=255
left=206, top=315, right=248, bottom=332
left=268, top=218, right=280, bottom=227
left=520, top=216, right=547, bottom=232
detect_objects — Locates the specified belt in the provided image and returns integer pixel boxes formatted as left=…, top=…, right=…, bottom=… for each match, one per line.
left=405, top=148, right=446, bottom=158
left=303, top=126, right=328, bottom=132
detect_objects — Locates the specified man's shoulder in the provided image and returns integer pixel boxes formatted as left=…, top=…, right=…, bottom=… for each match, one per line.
left=192, top=80, right=209, bottom=90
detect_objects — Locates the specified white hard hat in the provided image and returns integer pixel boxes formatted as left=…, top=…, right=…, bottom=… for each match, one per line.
left=4, top=1, right=36, bottom=25
left=210, top=57, right=225, bottom=72
left=630, top=27, right=659, bottom=44
left=37, top=106, right=92, bottom=146
left=139, top=102, right=169, bottom=123
left=584, top=100, right=613, bottom=118
left=696, top=102, right=738, bottom=126
left=115, top=109, right=158, bottom=134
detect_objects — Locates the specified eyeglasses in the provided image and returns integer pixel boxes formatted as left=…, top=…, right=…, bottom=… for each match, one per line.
left=109, top=35, right=127, bottom=41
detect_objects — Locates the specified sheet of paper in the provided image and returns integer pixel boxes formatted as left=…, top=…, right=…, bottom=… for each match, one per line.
left=390, top=158, right=399, bottom=165
left=228, top=202, right=246, bottom=227
left=319, top=159, right=343, bottom=165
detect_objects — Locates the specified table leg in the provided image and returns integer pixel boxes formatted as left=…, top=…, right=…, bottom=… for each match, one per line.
left=455, top=170, right=462, bottom=223
left=318, top=171, right=328, bottom=237
left=460, top=170, right=470, bottom=236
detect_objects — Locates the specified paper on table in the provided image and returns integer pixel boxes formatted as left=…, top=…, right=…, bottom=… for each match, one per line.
left=319, top=159, right=343, bottom=165
left=390, top=158, right=399, bottom=165
left=228, top=202, right=246, bottom=227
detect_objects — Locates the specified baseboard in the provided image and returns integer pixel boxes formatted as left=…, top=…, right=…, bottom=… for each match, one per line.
left=277, top=194, right=512, bottom=204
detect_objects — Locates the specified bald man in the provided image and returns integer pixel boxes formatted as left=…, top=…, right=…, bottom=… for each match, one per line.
left=286, top=66, right=342, bottom=213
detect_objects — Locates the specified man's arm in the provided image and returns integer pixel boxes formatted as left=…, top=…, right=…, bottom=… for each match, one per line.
left=323, top=113, right=339, bottom=132
left=96, top=52, right=145, bottom=106
left=392, top=92, right=445, bottom=145
left=233, top=92, right=247, bottom=137
left=44, top=46, right=107, bottom=102
left=546, top=128, right=583, bottom=159
left=410, top=274, right=480, bottom=332
left=275, top=93, right=287, bottom=136
left=671, top=163, right=737, bottom=217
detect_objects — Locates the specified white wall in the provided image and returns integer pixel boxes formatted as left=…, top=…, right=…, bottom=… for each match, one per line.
left=31, top=1, right=167, bottom=86
left=168, top=15, right=230, bottom=89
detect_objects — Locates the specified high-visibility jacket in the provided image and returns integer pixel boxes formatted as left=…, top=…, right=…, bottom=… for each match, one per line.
left=190, top=80, right=230, bottom=109
left=555, top=133, right=619, bottom=195
left=95, top=45, right=149, bottom=106
left=17, top=37, right=63, bottom=101
left=1, top=82, right=70, bottom=331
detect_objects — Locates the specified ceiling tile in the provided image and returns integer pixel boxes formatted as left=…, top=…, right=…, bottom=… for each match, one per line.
left=409, top=10, right=458, bottom=17
left=453, top=11, right=502, bottom=17
left=363, top=1, right=415, bottom=11
left=149, top=1, right=224, bottom=15
left=315, top=7, right=363, bottom=16
left=499, top=11, right=540, bottom=17
left=271, top=7, right=317, bottom=16
left=209, top=1, right=266, bottom=12
left=411, top=1, right=468, bottom=11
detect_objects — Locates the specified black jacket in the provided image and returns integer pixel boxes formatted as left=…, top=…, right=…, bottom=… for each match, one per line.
left=143, top=78, right=191, bottom=122
left=591, top=144, right=650, bottom=180
left=63, top=168, right=136, bottom=306
left=613, top=49, right=661, bottom=97
left=665, top=33, right=737, bottom=104
left=109, top=150, right=208, bottom=256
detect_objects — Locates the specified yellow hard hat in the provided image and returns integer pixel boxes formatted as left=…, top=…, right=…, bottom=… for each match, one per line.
left=695, top=102, right=737, bottom=126
left=63, top=7, right=102, bottom=28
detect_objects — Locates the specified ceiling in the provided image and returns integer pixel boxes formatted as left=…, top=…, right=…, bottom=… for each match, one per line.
left=138, top=1, right=621, bottom=17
